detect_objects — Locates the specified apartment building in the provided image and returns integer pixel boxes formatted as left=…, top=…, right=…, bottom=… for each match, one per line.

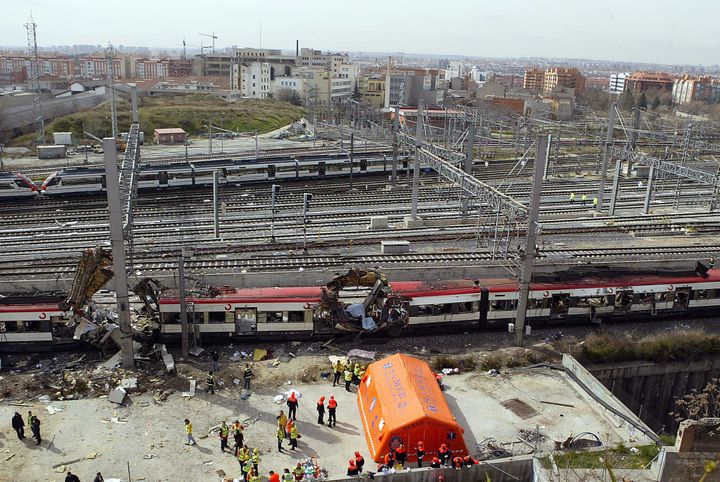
left=231, top=61, right=272, bottom=98
left=624, top=72, right=675, bottom=93
left=672, top=75, right=720, bottom=104
left=523, top=68, right=544, bottom=92
left=543, top=68, right=585, bottom=94
left=609, top=73, right=629, bottom=94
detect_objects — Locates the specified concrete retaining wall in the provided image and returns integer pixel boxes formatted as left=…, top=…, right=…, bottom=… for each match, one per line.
left=325, top=456, right=536, bottom=482
left=656, top=447, right=720, bottom=482
left=587, top=358, right=720, bottom=433
left=562, top=354, right=656, bottom=444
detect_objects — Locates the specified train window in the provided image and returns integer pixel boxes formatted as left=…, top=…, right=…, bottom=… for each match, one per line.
left=490, top=299, right=516, bottom=310
left=266, top=311, right=284, bottom=323
left=25, top=320, right=41, bottom=332
left=288, top=311, right=304, bottom=322
left=163, top=313, right=181, bottom=324
left=0, top=182, right=14, bottom=190
left=45, top=176, right=62, bottom=187
left=0, top=321, right=18, bottom=332
left=63, top=177, right=99, bottom=186
left=209, top=312, right=226, bottom=323
left=692, top=290, right=710, bottom=300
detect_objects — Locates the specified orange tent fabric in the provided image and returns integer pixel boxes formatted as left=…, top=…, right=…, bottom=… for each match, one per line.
left=357, top=353, right=469, bottom=463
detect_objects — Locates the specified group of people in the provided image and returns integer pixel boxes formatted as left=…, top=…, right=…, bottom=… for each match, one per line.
left=569, top=192, right=598, bottom=207
left=374, top=442, right=478, bottom=473
left=331, top=359, right=365, bottom=392
left=11, top=411, right=104, bottom=482
left=11, top=410, right=41, bottom=445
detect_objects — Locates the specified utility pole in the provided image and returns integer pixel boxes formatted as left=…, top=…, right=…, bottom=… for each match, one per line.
left=178, top=253, right=188, bottom=362
left=255, top=130, right=259, bottom=161
left=391, top=106, right=399, bottom=185
left=25, top=15, right=45, bottom=146
left=411, top=101, right=423, bottom=220
left=629, top=108, right=642, bottom=149
left=0, top=144, right=4, bottom=171
left=208, top=121, right=213, bottom=154
left=130, top=84, right=139, bottom=123
left=302, top=193, right=312, bottom=252
left=103, top=138, right=135, bottom=368
left=349, top=133, right=354, bottom=190
left=106, top=44, right=118, bottom=139
left=596, top=103, right=616, bottom=212
left=270, top=184, right=280, bottom=242
left=461, top=123, right=476, bottom=216
left=213, top=170, right=220, bottom=239
left=514, top=134, right=549, bottom=346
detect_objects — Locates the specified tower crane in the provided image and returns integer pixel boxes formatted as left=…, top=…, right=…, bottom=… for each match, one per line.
left=198, top=32, right=218, bottom=53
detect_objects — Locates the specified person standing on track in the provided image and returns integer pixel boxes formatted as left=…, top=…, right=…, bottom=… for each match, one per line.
left=277, top=424, right=286, bottom=452
left=232, top=420, right=244, bottom=455
left=332, top=360, right=343, bottom=387
left=243, top=363, right=254, bottom=390
left=206, top=371, right=216, bottom=394
left=219, top=421, right=230, bottom=453
left=211, top=351, right=220, bottom=372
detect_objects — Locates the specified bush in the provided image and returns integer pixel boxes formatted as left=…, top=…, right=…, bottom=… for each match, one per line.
left=582, top=330, right=720, bottom=364
left=479, top=355, right=504, bottom=372
left=431, top=355, right=477, bottom=372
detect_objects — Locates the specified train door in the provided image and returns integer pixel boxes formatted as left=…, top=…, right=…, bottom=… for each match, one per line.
left=477, top=287, right=489, bottom=327
left=235, top=308, right=257, bottom=334
left=549, top=293, right=570, bottom=320
left=267, top=165, right=276, bottom=180
left=159, top=171, right=169, bottom=187
left=674, top=287, right=691, bottom=310
left=360, top=159, right=367, bottom=172
left=613, top=290, right=633, bottom=312
left=318, top=162, right=326, bottom=177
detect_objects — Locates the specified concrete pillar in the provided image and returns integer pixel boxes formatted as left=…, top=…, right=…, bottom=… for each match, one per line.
left=596, top=103, right=616, bottom=211
left=515, top=134, right=549, bottom=346
left=178, top=254, right=188, bottom=362
left=213, top=170, right=220, bottom=239
left=608, top=159, right=623, bottom=216
left=130, top=84, right=139, bottom=123
left=410, top=101, right=423, bottom=220
left=103, top=138, right=134, bottom=368
left=391, top=106, right=399, bottom=186
left=643, top=165, right=655, bottom=215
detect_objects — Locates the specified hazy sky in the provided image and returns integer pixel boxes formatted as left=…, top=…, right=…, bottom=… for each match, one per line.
left=1, top=0, right=718, bottom=65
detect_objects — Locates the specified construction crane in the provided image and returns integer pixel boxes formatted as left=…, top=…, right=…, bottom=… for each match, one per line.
left=25, top=15, right=45, bottom=146
left=198, top=32, right=217, bottom=53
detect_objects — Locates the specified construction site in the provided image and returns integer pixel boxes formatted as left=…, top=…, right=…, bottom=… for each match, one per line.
left=3, top=18, right=720, bottom=482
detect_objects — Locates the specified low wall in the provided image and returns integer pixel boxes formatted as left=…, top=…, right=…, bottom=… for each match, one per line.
left=657, top=448, right=720, bottom=482
left=325, top=456, right=536, bottom=482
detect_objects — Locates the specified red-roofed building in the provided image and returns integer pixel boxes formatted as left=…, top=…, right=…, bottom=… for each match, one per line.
left=154, top=128, right=187, bottom=144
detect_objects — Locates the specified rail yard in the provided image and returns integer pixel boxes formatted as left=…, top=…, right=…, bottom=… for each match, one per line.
left=3, top=101, right=720, bottom=482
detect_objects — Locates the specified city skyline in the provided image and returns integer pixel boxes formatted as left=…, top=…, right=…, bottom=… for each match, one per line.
left=1, top=0, right=718, bottom=66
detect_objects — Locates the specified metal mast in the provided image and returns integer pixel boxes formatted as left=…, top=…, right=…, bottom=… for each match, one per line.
left=106, top=44, right=118, bottom=139
left=25, top=15, right=45, bottom=146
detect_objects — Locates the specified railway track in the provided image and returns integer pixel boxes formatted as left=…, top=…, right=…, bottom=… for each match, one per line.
left=0, top=245, right=717, bottom=277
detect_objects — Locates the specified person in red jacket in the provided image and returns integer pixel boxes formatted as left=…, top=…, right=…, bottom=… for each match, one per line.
left=354, top=451, right=365, bottom=471
left=269, top=471, right=280, bottom=482
left=347, top=459, right=359, bottom=476
left=316, top=396, right=325, bottom=425
left=384, top=450, right=396, bottom=468
left=452, top=456, right=463, bottom=469
left=327, top=395, right=338, bottom=427
left=430, top=457, right=441, bottom=469
left=463, top=455, right=476, bottom=467
left=287, top=392, right=298, bottom=421
left=438, top=444, right=450, bottom=466
left=396, top=443, right=407, bottom=467
left=415, top=441, right=425, bottom=468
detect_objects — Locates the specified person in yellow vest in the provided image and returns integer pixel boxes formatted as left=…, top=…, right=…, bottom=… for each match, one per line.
left=184, top=418, right=197, bottom=446
left=251, top=447, right=261, bottom=472
left=249, top=468, right=262, bottom=482
left=332, top=360, right=344, bottom=387
left=357, top=366, right=366, bottom=385
left=242, top=456, right=252, bottom=482
left=219, top=421, right=230, bottom=453
left=581, top=193, right=588, bottom=205
left=292, top=462, right=304, bottom=481
left=277, top=424, right=286, bottom=452
left=344, top=367, right=353, bottom=392
left=283, top=468, right=294, bottom=482
left=352, top=363, right=361, bottom=385
left=569, top=192, right=576, bottom=204
left=277, top=410, right=288, bottom=436
left=289, top=423, right=300, bottom=451
left=238, top=446, right=251, bottom=472
left=593, top=196, right=598, bottom=208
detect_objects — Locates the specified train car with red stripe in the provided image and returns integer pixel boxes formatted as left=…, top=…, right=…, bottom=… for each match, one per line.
left=0, top=172, right=38, bottom=199
left=0, top=297, right=74, bottom=350
left=156, top=267, right=720, bottom=339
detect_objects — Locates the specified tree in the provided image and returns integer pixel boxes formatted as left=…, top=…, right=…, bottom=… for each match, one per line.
left=275, top=88, right=302, bottom=106
left=637, top=92, right=648, bottom=110
left=651, top=96, right=661, bottom=110
left=619, top=89, right=635, bottom=110
left=352, top=82, right=361, bottom=102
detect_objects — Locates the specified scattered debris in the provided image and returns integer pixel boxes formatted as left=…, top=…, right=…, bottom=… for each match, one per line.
left=120, top=378, right=138, bottom=392
left=160, top=345, right=175, bottom=374
left=181, top=380, right=196, bottom=397
left=5, top=454, right=15, bottom=461
left=86, top=453, right=97, bottom=459
left=108, top=386, right=127, bottom=404
left=229, top=351, right=242, bottom=362
left=540, top=400, right=575, bottom=408
left=189, top=347, right=205, bottom=357
left=348, top=349, right=376, bottom=360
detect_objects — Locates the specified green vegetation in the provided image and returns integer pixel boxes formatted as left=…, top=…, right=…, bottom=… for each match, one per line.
left=582, top=330, right=720, bottom=364
left=541, top=444, right=660, bottom=470
left=10, top=94, right=305, bottom=147
left=431, top=355, right=478, bottom=372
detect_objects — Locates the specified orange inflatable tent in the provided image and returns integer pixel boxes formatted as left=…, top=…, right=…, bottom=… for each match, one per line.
left=357, top=353, right=469, bottom=463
